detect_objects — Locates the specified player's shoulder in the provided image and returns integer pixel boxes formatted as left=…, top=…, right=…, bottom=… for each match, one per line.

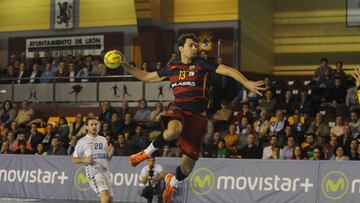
left=96, top=135, right=107, bottom=142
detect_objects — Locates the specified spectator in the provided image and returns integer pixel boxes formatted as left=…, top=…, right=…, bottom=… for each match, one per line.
left=6, top=131, right=16, bottom=151
left=69, top=113, right=85, bottom=138
left=324, top=77, right=347, bottom=104
left=347, top=139, right=359, bottom=160
left=334, top=61, right=346, bottom=82
left=240, top=133, right=261, bottom=159
left=99, top=101, right=115, bottom=124
left=14, top=100, right=34, bottom=127
left=212, top=100, right=232, bottom=131
left=42, top=123, right=55, bottom=150
left=29, top=64, right=42, bottom=83
left=167, top=52, right=178, bottom=65
left=14, top=140, right=32, bottom=154
left=290, top=146, right=306, bottom=160
left=0, top=123, right=9, bottom=141
left=130, top=126, right=148, bottom=153
left=268, top=144, right=281, bottom=160
left=16, top=63, right=30, bottom=84
left=330, top=116, right=345, bottom=137
left=113, top=134, right=131, bottom=156
left=119, top=100, right=130, bottom=119
left=308, top=147, right=323, bottom=160
left=150, top=101, right=164, bottom=124
left=154, top=61, right=163, bottom=71
left=141, top=62, right=149, bottom=71
left=76, top=64, right=90, bottom=82
left=98, top=122, right=113, bottom=138
left=84, top=55, right=94, bottom=71
left=318, top=68, right=335, bottom=88
left=262, top=135, right=283, bottom=159
left=291, top=113, right=305, bottom=144
left=55, top=62, right=68, bottom=82
left=68, top=62, right=77, bottom=82
left=91, top=57, right=107, bottom=76
left=302, top=133, right=317, bottom=158
left=331, top=145, right=349, bottom=160
left=338, top=125, right=351, bottom=147
left=40, top=63, right=55, bottom=83
left=283, top=136, right=295, bottom=159
left=13, top=132, right=32, bottom=152
left=9, top=121, right=19, bottom=138
left=161, top=145, right=172, bottom=157
left=217, top=140, right=230, bottom=158
left=323, top=135, right=338, bottom=160
left=0, top=140, right=12, bottom=154
left=56, top=117, right=70, bottom=148
left=253, top=109, right=270, bottom=138
left=109, top=113, right=122, bottom=138
left=297, top=90, right=312, bottom=117
left=346, top=85, right=360, bottom=110
left=3, top=65, right=17, bottom=83
left=307, top=112, right=330, bottom=138
left=67, top=135, right=78, bottom=155
left=27, top=123, right=44, bottom=151
left=223, top=124, right=240, bottom=154
left=133, top=99, right=152, bottom=123
left=120, top=113, right=136, bottom=133
left=0, top=100, right=16, bottom=126
left=139, top=157, right=164, bottom=203
left=233, top=103, right=253, bottom=125
left=47, top=137, right=67, bottom=155
left=202, top=131, right=221, bottom=158
left=314, top=58, right=332, bottom=81
left=269, top=110, right=288, bottom=142
left=35, top=143, right=47, bottom=155
left=258, top=90, right=277, bottom=116
left=277, top=90, right=297, bottom=115
left=349, top=111, right=360, bottom=138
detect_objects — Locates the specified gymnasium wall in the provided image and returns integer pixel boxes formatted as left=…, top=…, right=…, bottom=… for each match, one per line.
left=273, top=0, right=360, bottom=76
left=238, top=0, right=274, bottom=74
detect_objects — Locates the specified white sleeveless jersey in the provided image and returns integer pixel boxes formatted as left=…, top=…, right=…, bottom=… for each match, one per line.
left=73, top=134, right=109, bottom=178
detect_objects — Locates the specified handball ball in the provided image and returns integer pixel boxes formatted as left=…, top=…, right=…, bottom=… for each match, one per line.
left=104, top=50, right=123, bottom=69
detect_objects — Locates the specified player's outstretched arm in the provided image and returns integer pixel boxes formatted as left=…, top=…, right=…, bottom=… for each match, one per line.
left=72, top=156, right=93, bottom=164
left=121, top=63, right=165, bottom=83
left=215, top=64, right=265, bottom=96
left=350, top=66, right=360, bottom=104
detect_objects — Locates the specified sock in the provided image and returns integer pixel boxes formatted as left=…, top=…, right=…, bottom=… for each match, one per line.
left=152, top=132, right=166, bottom=148
left=170, top=166, right=188, bottom=188
left=144, top=142, right=157, bottom=155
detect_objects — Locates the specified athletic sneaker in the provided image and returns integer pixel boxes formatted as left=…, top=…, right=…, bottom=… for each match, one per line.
left=128, top=151, right=150, bottom=167
left=163, top=173, right=176, bottom=203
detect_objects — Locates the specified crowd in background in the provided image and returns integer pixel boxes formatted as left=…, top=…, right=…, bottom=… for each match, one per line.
left=0, top=54, right=360, bottom=162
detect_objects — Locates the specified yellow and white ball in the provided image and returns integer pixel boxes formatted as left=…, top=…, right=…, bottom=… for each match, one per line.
left=104, top=50, right=123, bottom=69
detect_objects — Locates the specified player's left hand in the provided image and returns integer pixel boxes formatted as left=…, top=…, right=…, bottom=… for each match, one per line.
left=107, top=144, right=114, bottom=157
left=351, top=66, right=360, bottom=87
left=243, top=80, right=265, bottom=96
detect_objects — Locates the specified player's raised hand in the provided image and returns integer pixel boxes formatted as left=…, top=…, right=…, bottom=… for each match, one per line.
left=243, top=80, right=265, bottom=96
left=83, top=156, right=94, bottom=165
left=351, top=66, right=360, bottom=87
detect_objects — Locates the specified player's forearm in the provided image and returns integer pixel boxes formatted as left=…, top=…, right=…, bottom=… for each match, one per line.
left=217, top=64, right=248, bottom=85
left=72, top=157, right=86, bottom=164
left=121, top=63, right=150, bottom=81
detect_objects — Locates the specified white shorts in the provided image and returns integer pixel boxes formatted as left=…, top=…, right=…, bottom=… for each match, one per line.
left=88, top=172, right=113, bottom=196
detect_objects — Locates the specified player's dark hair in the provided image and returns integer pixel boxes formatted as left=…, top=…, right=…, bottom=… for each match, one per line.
left=178, top=33, right=198, bottom=47
left=86, top=116, right=98, bottom=125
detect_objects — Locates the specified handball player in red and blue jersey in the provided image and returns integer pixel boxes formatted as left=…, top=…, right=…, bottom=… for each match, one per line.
left=122, top=33, right=264, bottom=203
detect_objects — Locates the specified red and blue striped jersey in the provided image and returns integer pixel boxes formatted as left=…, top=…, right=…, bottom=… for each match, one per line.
left=156, top=57, right=218, bottom=113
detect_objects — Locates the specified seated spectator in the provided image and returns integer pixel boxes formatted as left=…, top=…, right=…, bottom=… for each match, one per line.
left=27, top=123, right=44, bottom=151
left=91, top=57, right=107, bottom=76
left=217, top=140, right=230, bottom=158
left=262, top=135, right=283, bottom=159
left=120, top=113, right=136, bottom=133
left=14, top=100, right=34, bottom=127
left=283, top=136, right=295, bottom=159
left=349, top=111, right=360, bottom=138
left=12, top=132, right=32, bottom=152
left=253, top=109, right=270, bottom=138
left=161, top=144, right=172, bottom=157
left=29, top=64, right=42, bottom=83
left=213, top=100, right=232, bottom=131
left=69, top=113, right=85, bottom=138
left=130, top=126, right=148, bottom=154
left=258, top=90, right=277, bottom=116
left=269, top=144, right=282, bottom=160
left=76, top=64, right=90, bottom=82
left=109, top=113, right=122, bottom=139
left=68, top=62, right=77, bottom=82
left=338, top=125, right=351, bottom=146
left=269, top=110, right=288, bottom=143
left=0, top=100, right=16, bottom=126
left=40, top=63, right=55, bottom=83
left=6, top=131, right=16, bottom=151
left=330, top=116, right=345, bottom=137
left=331, top=145, right=349, bottom=160
left=0, top=123, right=9, bottom=141
left=14, top=140, right=32, bottom=155
left=276, top=90, right=297, bottom=115
left=346, top=85, right=360, bottom=110
left=150, top=101, right=165, bottom=124
left=99, top=100, right=115, bottom=124
left=318, top=68, right=335, bottom=88
left=42, top=123, right=55, bottom=150
left=55, top=62, right=68, bottom=82
left=67, top=135, right=78, bottom=155
left=114, top=133, right=131, bottom=156
left=118, top=101, right=130, bottom=120
left=240, top=133, right=261, bottom=159
left=98, top=122, right=113, bottom=138
left=324, top=77, right=347, bottom=104
left=307, top=112, right=330, bottom=138
left=290, top=113, right=305, bottom=144
left=302, top=133, right=317, bottom=158
left=55, top=117, right=70, bottom=148
left=347, top=139, right=359, bottom=160
left=314, top=58, right=332, bottom=81
left=35, top=143, right=47, bottom=155
left=323, top=135, right=338, bottom=160
left=334, top=61, right=346, bottom=82
left=0, top=140, right=12, bottom=154
left=233, top=103, right=253, bottom=125
left=297, top=90, right=312, bottom=117
left=202, top=131, right=222, bottom=158
left=3, top=65, right=17, bottom=84
left=16, top=63, right=30, bottom=84
left=133, top=99, right=152, bottom=123
left=224, top=124, right=240, bottom=154
left=10, top=122, right=19, bottom=138
left=290, top=146, right=306, bottom=160
left=47, top=137, right=67, bottom=155
left=308, top=147, right=323, bottom=160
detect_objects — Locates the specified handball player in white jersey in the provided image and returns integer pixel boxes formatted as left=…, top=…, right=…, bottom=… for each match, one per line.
left=72, top=117, right=114, bottom=203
